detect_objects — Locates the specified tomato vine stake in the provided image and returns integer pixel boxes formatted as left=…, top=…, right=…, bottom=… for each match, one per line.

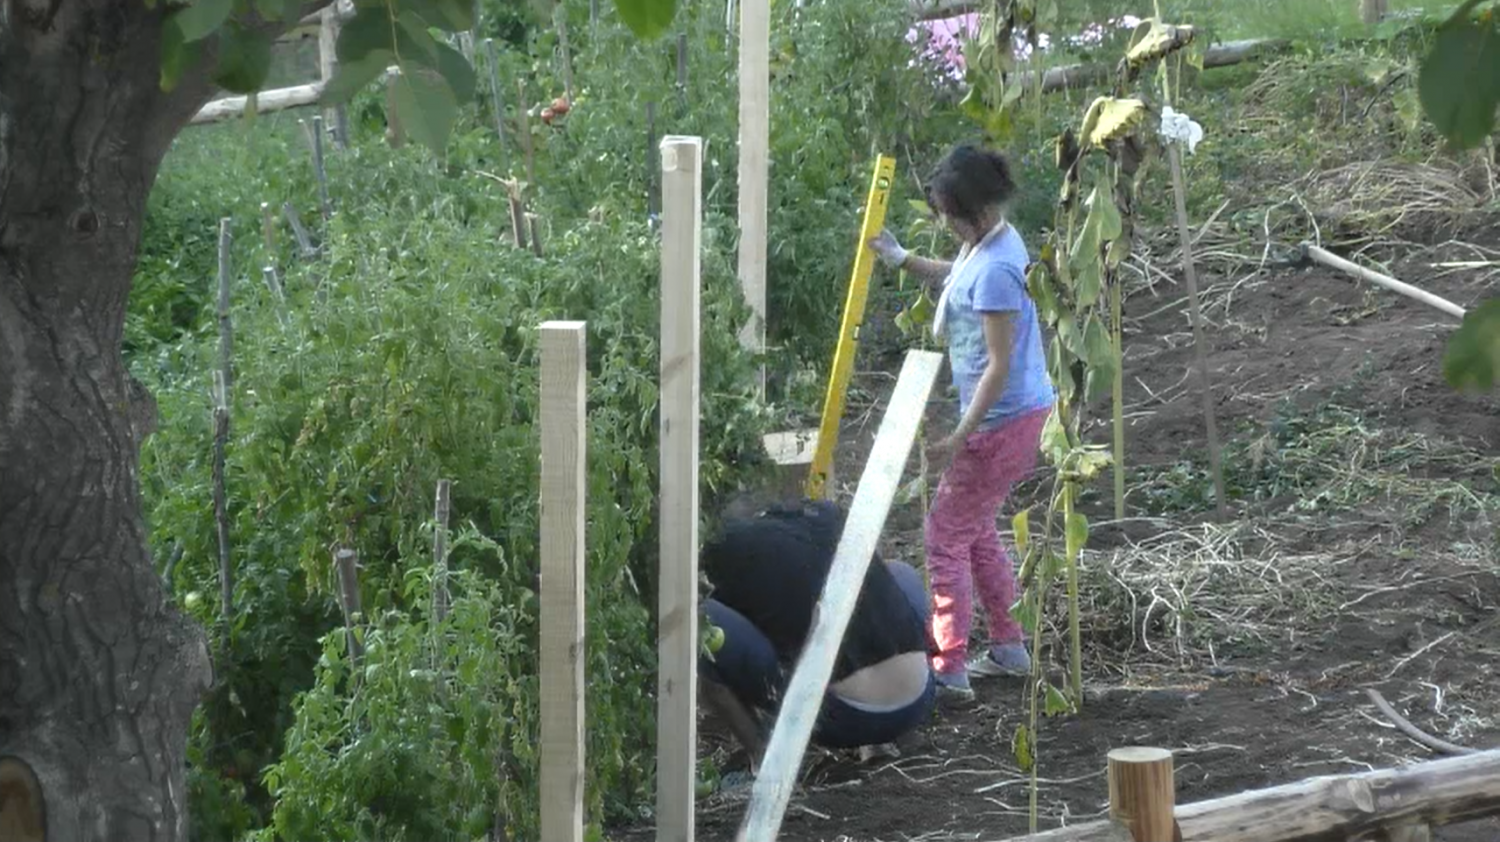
left=737, top=0, right=770, bottom=398
left=431, top=479, right=452, bottom=625
left=333, top=548, right=364, bottom=667
left=310, top=115, right=332, bottom=221
left=482, top=39, right=508, bottom=159
left=317, top=5, right=349, bottom=149
left=213, top=219, right=235, bottom=625
left=656, top=135, right=703, bottom=842
left=806, top=154, right=896, bottom=500
left=739, top=349, right=943, bottom=842
left=539, top=321, right=588, bottom=842
left=517, top=77, right=536, bottom=187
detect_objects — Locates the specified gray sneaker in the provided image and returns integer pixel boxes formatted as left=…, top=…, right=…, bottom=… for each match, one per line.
left=967, top=642, right=1031, bottom=678
left=935, top=669, right=975, bottom=702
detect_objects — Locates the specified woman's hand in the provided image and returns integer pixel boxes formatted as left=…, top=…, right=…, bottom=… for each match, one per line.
left=868, top=229, right=909, bottom=268
left=925, top=432, right=961, bottom=473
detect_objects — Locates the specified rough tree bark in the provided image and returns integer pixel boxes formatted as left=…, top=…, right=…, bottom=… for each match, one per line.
left=0, top=0, right=304, bottom=838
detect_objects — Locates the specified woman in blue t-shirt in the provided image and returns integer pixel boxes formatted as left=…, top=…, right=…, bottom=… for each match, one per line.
left=869, top=144, right=1057, bottom=701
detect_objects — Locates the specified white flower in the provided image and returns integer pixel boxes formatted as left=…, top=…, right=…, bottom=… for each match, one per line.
left=1159, top=105, right=1205, bottom=154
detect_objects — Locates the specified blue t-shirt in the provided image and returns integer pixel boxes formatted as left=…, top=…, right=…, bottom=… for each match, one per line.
left=941, top=225, right=1055, bottom=429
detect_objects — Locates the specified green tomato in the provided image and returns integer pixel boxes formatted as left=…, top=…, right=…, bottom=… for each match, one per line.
left=183, top=591, right=203, bottom=611
left=705, top=624, right=725, bottom=654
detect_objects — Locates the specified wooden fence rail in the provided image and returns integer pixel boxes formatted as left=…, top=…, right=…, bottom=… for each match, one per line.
left=998, top=748, right=1500, bottom=842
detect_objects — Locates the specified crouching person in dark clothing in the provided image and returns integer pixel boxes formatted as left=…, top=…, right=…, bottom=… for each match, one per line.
left=698, top=498, right=936, bottom=782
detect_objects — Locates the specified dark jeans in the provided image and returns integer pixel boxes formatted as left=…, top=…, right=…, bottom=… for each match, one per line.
left=700, top=561, right=937, bottom=749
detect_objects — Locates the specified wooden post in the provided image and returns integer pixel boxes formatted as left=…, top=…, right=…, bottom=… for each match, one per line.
left=211, top=370, right=232, bottom=623
left=737, top=0, right=769, bottom=398
left=431, top=478, right=452, bottom=624
left=1108, top=747, right=1177, bottom=842
left=318, top=4, right=350, bottom=147
left=214, top=218, right=234, bottom=621
left=656, top=135, right=703, bottom=842
left=262, top=266, right=288, bottom=327
left=1166, top=145, right=1227, bottom=519
left=282, top=202, right=316, bottom=259
left=334, top=548, right=364, bottom=665
left=539, top=320, right=588, bottom=842
left=386, top=73, right=406, bottom=149
left=260, top=201, right=275, bottom=253
left=528, top=212, right=545, bottom=258
left=311, top=114, right=332, bottom=219
left=737, top=349, right=945, bottom=842
left=1361, top=0, right=1388, bottom=24
left=517, top=78, right=536, bottom=187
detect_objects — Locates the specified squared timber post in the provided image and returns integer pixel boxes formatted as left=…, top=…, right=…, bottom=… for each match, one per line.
left=737, top=349, right=943, bottom=842
left=539, top=320, right=588, bottom=842
left=737, top=0, right=769, bottom=398
left=656, top=135, right=703, bottom=842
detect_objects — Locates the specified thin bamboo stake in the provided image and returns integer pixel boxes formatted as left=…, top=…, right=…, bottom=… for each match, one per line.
left=431, top=479, right=452, bottom=624
left=334, top=548, right=364, bottom=666
left=311, top=115, right=331, bottom=219
left=517, top=78, right=536, bottom=187
left=483, top=39, right=508, bottom=159
left=555, top=0, right=576, bottom=100
left=1111, top=281, right=1125, bottom=521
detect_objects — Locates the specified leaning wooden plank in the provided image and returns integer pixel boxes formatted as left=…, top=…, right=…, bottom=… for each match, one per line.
left=992, top=749, right=1500, bottom=842
left=736, top=348, right=944, bottom=842
left=656, top=135, right=704, bottom=842
left=539, top=320, right=588, bottom=842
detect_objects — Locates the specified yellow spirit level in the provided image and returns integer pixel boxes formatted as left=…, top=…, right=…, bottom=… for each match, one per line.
left=805, top=154, right=897, bottom=500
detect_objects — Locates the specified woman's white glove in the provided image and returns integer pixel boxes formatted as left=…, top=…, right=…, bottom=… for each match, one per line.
left=868, top=229, right=909, bottom=268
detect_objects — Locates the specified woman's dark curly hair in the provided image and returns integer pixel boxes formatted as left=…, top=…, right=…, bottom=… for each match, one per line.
left=924, top=143, right=1018, bottom=228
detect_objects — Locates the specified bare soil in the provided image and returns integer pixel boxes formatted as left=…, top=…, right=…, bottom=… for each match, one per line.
left=612, top=237, right=1500, bottom=841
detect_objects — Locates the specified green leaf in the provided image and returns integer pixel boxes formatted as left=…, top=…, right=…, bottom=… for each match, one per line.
left=1026, top=260, right=1059, bottom=324
left=390, top=64, right=459, bottom=154
left=1064, top=510, right=1088, bottom=563
left=212, top=22, right=273, bottom=93
left=338, top=7, right=394, bottom=63
left=322, top=49, right=395, bottom=104
left=1057, top=313, right=1084, bottom=358
left=1012, top=724, right=1034, bottom=772
left=613, top=0, right=677, bottom=39
left=1009, top=597, right=1038, bottom=635
left=894, top=475, right=927, bottom=506
left=1039, top=407, right=1069, bottom=465
left=1082, top=318, right=1116, bottom=404
left=1040, top=548, right=1065, bottom=579
left=426, top=35, right=479, bottom=103
left=254, top=0, right=298, bottom=24
left=171, top=0, right=234, bottom=43
left=1012, top=509, right=1031, bottom=556
left=1069, top=447, right=1112, bottom=482
left=159, top=17, right=202, bottom=92
left=1442, top=298, right=1500, bottom=390
left=1418, top=10, right=1500, bottom=149
left=1043, top=683, right=1073, bottom=716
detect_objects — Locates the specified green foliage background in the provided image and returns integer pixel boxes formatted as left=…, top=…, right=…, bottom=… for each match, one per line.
left=132, top=0, right=971, bottom=838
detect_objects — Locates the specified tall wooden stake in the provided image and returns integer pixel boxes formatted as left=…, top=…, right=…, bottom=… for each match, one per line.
left=431, top=478, right=452, bottom=624
left=311, top=115, right=331, bottom=219
left=1108, top=747, right=1177, bottom=842
left=483, top=39, right=508, bottom=159
left=656, top=135, right=702, bottom=842
left=517, top=78, right=536, bottom=187
left=554, top=0, right=576, bottom=100
left=539, top=320, right=588, bottom=842
left=211, top=370, right=232, bottom=623
left=1167, top=145, right=1227, bottom=518
left=737, top=0, right=769, bottom=398
left=333, top=548, right=364, bottom=666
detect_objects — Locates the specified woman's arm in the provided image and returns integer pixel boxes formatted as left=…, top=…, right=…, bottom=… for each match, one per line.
left=899, top=253, right=954, bottom=288
left=950, top=311, right=1015, bottom=442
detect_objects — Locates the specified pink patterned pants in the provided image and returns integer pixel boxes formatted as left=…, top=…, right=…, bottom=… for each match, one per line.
left=925, top=405, right=1050, bottom=675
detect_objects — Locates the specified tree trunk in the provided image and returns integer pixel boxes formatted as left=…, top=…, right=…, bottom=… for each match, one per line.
left=0, top=1, right=225, bottom=839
